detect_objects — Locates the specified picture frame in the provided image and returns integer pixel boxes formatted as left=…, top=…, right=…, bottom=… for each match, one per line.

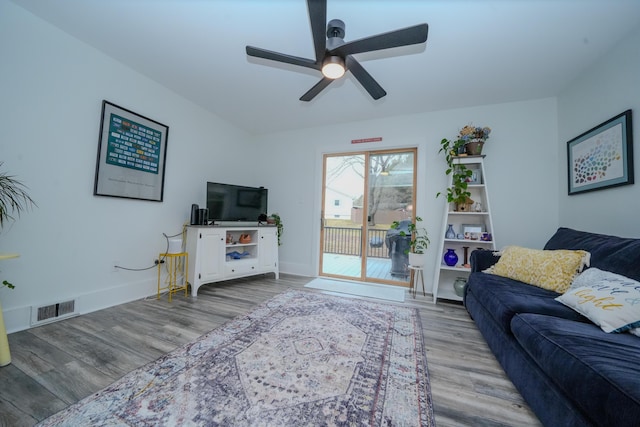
left=465, top=167, right=482, bottom=184
left=567, top=110, right=633, bottom=195
left=461, top=223, right=484, bottom=240
left=461, top=224, right=484, bottom=233
left=94, top=100, right=169, bottom=202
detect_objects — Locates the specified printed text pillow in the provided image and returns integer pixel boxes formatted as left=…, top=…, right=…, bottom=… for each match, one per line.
left=556, top=268, right=640, bottom=333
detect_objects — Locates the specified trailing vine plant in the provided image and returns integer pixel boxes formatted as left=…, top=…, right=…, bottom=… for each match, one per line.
left=269, top=213, right=283, bottom=246
left=436, top=138, right=473, bottom=207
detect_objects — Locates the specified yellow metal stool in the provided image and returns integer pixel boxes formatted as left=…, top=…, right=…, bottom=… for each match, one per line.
left=157, top=252, right=188, bottom=302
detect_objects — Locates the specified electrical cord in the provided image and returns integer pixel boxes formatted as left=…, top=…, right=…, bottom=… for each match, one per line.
left=113, top=227, right=185, bottom=272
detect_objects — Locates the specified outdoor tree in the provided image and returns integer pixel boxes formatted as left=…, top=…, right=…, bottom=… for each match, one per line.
left=327, top=154, right=414, bottom=226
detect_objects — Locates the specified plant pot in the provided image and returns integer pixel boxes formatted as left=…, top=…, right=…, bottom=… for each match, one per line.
left=453, top=277, right=467, bottom=297
left=465, top=140, right=485, bottom=156
left=409, top=252, right=426, bottom=267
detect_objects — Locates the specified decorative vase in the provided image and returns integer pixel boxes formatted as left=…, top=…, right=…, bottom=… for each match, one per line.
left=445, top=224, right=456, bottom=239
left=453, top=277, right=467, bottom=297
left=465, top=139, right=485, bottom=156
left=443, top=249, right=458, bottom=267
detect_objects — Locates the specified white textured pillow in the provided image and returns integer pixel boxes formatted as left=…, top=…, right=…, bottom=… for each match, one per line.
left=556, top=268, right=640, bottom=333
left=570, top=267, right=622, bottom=290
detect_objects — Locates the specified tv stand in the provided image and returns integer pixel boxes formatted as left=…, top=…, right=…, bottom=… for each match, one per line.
left=213, top=220, right=260, bottom=227
left=185, top=225, right=279, bottom=297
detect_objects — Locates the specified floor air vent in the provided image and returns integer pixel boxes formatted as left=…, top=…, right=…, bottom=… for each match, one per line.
left=31, top=299, right=78, bottom=326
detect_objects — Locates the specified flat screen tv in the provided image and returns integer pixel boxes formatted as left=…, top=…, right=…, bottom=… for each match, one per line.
left=206, top=182, right=268, bottom=223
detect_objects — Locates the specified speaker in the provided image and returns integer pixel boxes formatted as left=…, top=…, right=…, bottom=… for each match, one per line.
left=190, top=204, right=199, bottom=225
left=198, top=208, right=209, bottom=225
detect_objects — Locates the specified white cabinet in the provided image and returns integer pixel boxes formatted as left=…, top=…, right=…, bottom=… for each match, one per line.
left=432, top=156, right=496, bottom=303
left=197, top=228, right=224, bottom=283
left=186, top=225, right=279, bottom=297
left=258, top=228, right=279, bottom=274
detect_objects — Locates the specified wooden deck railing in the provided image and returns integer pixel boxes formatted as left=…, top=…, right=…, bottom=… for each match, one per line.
left=323, top=227, right=389, bottom=258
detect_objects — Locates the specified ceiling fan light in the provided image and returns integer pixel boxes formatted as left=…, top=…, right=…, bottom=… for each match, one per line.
left=322, top=56, right=345, bottom=79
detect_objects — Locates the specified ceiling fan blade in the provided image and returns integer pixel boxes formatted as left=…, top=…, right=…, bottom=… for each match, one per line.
left=307, top=0, right=327, bottom=62
left=300, top=78, right=333, bottom=101
left=246, top=46, right=320, bottom=70
left=346, top=56, right=386, bottom=100
left=331, top=23, right=428, bottom=57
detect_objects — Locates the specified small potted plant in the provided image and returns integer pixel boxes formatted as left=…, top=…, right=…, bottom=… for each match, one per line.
left=458, top=125, right=491, bottom=155
left=390, top=216, right=430, bottom=267
left=0, top=162, right=36, bottom=288
left=0, top=162, right=35, bottom=228
left=0, top=162, right=36, bottom=366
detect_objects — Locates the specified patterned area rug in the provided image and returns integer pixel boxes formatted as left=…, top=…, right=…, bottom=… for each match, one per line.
left=38, top=290, right=435, bottom=426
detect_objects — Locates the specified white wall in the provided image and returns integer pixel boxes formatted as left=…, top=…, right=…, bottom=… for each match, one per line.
left=0, top=2, right=256, bottom=332
left=557, top=25, right=640, bottom=237
left=4, top=1, right=635, bottom=334
left=253, top=98, right=560, bottom=280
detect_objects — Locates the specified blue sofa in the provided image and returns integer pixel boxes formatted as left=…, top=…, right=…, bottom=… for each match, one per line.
left=464, top=227, right=640, bottom=427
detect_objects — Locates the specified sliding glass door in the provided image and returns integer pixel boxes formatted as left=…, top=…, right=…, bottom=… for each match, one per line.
left=319, top=149, right=416, bottom=285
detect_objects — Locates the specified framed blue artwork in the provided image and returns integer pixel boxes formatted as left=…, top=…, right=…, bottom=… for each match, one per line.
left=567, top=110, right=633, bottom=195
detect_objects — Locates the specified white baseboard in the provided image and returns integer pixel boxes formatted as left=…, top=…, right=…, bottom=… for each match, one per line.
left=279, top=261, right=314, bottom=277
left=3, top=277, right=156, bottom=334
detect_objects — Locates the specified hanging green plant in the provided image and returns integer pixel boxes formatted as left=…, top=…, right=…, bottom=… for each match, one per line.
left=436, top=138, right=473, bottom=207
left=269, top=213, right=283, bottom=246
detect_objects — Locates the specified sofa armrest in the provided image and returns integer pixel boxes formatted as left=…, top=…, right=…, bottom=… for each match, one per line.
left=470, top=249, right=500, bottom=272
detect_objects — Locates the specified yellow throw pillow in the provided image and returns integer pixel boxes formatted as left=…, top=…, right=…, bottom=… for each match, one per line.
left=485, top=246, right=590, bottom=293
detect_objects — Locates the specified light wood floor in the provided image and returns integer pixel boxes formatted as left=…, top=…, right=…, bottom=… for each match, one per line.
left=0, top=274, right=541, bottom=426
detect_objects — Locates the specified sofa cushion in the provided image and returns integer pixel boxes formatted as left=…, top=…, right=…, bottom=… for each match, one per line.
left=484, top=245, right=590, bottom=293
left=465, top=273, right=589, bottom=333
left=556, top=268, right=640, bottom=333
left=544, top=227, right=640, bottom=282
left=511, top=313, right=640, bottom=427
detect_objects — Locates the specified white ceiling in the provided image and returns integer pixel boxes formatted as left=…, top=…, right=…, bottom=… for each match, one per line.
left=10, top=0, right=640, bottom=134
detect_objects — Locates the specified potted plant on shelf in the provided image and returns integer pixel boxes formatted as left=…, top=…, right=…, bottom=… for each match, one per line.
left=458, top=125, right=491, bottom=155
left=390, top=216, right=430, bottom=267
left=0, top=162, right=36, bottom=366
left=268, top=213, right=283, bottom=246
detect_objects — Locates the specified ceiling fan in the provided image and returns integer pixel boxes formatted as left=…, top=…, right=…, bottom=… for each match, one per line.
left=246, top=0, right=429, bottom=101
